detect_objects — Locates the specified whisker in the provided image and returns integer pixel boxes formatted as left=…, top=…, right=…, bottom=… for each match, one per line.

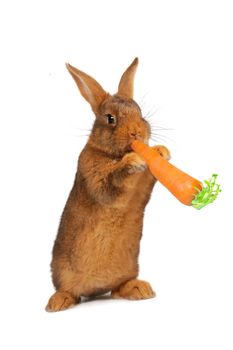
left=150, top=125, right=174, bottom=131
left=144, top=108, right=161, bottom=121
left=138, top=93, right=149, bottom=109
left=72, top=127, right=92, bottom=132
left=150, top=135, right=170, bottom=144
left=150, top=132, right=174, bottom=143
left=149, top=119, right=170, bottom=125
left=72, top=134, right=90, bottom=138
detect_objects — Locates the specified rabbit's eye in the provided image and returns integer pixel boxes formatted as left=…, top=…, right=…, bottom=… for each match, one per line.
left=106, top=114, right=116, bottom=125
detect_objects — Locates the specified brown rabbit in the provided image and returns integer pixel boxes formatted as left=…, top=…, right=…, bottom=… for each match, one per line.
left=46, top=58, right=170, bottom=312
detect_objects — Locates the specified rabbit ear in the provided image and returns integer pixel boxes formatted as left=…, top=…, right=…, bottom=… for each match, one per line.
left=66, top=63, right=107, bottom=113
left=118, top=57, right=139, bottom=98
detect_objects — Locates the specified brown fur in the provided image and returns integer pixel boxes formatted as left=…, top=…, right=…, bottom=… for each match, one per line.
left=46, top=58, right=170, bottom=312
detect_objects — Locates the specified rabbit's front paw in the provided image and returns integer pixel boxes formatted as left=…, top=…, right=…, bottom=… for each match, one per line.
left=152, top=145, right=171, bottom=160
left=123, top=152, right=146, bottom=174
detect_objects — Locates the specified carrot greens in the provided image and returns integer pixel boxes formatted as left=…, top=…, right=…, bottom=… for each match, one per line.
left=192, top=174, right=221, bottom=210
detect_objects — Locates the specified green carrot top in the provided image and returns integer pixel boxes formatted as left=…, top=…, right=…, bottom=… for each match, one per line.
left=192, top=174, right=221, bottom=210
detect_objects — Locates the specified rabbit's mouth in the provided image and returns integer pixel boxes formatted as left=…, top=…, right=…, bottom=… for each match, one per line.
left=124, top=136, right=148, bottom=154
left=133, top=136, right=149, bottom=145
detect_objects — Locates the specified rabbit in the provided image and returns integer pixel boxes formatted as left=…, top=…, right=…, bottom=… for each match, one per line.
left=46, top=58, right=170, bottom=312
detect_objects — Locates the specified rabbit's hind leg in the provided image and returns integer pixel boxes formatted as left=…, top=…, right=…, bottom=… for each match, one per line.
left=111, top=279, right=156, bottom=300
left=45, top=291, right=79, bottom=312
left=46, top=269, right=81, bottom=312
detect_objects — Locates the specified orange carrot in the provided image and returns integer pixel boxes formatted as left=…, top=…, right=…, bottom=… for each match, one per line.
left=131, top=140, right=221, bottom=209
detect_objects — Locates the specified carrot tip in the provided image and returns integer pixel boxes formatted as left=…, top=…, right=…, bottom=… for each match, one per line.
left=191, top=174, right=221, bottom=209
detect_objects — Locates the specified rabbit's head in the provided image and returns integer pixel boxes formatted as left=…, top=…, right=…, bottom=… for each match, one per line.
left=66, top=58, right=151, bottom=157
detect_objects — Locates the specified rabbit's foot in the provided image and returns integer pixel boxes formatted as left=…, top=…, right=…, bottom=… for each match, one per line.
left=45, top=291, right=78, bottom=312
left=111, top=279, right=156, bottom=300
left=152, top=145, right=171, bottom=160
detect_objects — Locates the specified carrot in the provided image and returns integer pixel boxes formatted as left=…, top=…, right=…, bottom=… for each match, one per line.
left=131, top=140, right=221, bottom=209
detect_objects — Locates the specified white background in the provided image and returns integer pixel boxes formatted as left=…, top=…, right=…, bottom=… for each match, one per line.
left=0, top=0, right=232, bottom=349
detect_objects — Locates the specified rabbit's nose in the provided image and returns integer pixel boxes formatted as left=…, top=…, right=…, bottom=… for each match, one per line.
left=130, top=131, right=141, bottom=139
